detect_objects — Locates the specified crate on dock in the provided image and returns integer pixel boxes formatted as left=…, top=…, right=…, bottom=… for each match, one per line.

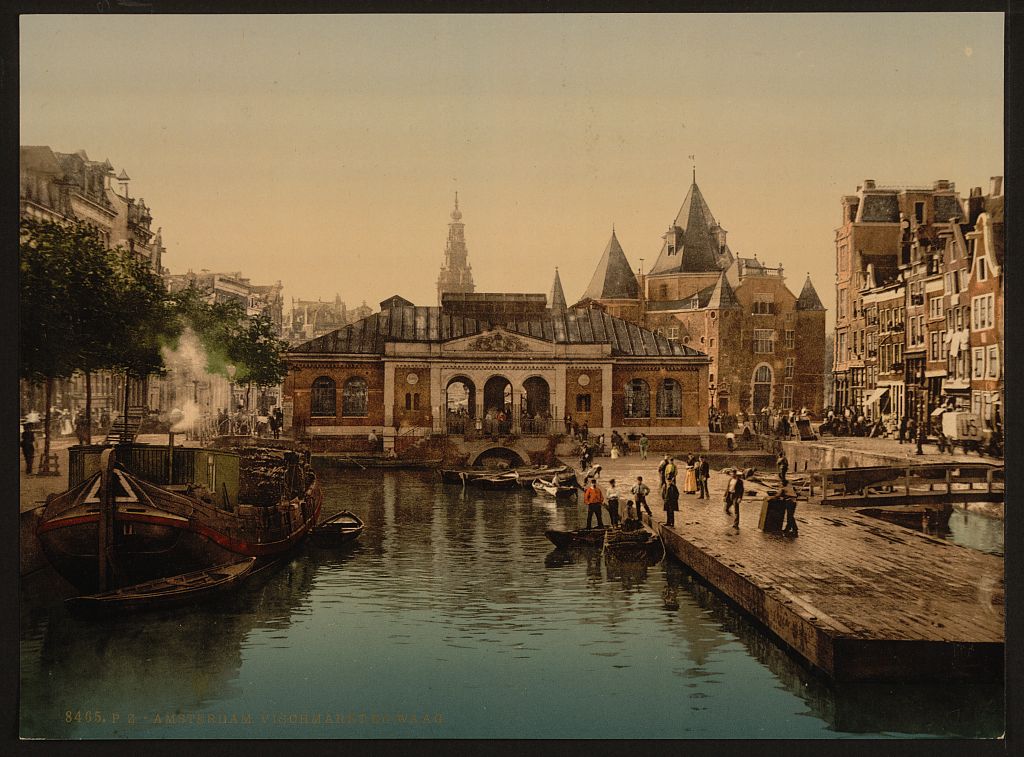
left=758, top=495, right=787, bottom=532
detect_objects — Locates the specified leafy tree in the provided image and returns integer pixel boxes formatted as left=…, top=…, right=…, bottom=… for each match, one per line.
left=20, top=219, right=118, bottom=463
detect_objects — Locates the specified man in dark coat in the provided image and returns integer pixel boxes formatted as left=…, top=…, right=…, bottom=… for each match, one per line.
left=663, top=480, right=680, bottom=527
left=696, top=455, right=710, bottom=499
left=777, top=452, right=789, bottom=485
left=21, top=424, right=36, bottom=474
left=782, top=487, right=799, bottom=536
left=725, top=471, right=744, bottom=528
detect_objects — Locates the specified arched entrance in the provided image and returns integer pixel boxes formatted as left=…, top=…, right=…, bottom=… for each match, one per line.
left=472, top=446, right=527, bottom=469
left=522, top=376, right=551, bottom=434
left=752, top=364, right=773, bottom=412
left=445, top=376, right=476, bottom=435
left=483, top=375, right=513, bottom=434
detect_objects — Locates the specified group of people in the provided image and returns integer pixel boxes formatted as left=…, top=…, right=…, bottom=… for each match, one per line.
left=655, top=454, right=710, bottom=526
left=581, top=474, right=653, bottom=529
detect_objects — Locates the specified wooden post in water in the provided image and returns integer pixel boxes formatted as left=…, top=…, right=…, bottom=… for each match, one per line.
left=946, top=468, right=952, bottom=496
left=97, top=447, right=115, bottom=593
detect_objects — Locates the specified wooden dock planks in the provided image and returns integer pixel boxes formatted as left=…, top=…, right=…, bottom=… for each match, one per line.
left=648, top=473, right=1003, bottom=682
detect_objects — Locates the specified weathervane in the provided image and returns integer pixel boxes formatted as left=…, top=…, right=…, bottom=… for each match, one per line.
left=688, top=154, right=696, bottom=183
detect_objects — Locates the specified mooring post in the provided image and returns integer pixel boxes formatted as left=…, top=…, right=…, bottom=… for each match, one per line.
left=98, top=447, right=115, bottom=593
left=946, top=468, right=952, bottom=496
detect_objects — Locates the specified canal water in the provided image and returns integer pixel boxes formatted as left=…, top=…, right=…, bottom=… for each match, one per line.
left=20, top=466, right=1004, bottom=740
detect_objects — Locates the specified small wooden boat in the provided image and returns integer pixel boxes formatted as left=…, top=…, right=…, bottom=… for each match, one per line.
left=65, top=558, right=257, bottom=615
left=604, top=526, right=664, bottom=564
left=475, top=473, right=520, bottom=490
left=544, top=527, right=609, bottom=549
left=532, top=478, right=577, bottom=498
left=310, top=510, right=365, bottom=547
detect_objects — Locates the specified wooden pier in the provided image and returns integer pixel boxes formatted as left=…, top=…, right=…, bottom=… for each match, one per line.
left=650, top=474, right=1004, bottom=682
left=809, top=461, right=1004, bottom=508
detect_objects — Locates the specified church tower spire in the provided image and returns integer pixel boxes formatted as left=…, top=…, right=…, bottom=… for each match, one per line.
left=437, top=192, right=475, bottom=305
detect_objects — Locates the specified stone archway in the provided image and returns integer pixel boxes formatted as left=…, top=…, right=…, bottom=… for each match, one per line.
left=469, top=445, right=527, bottom=468
left=445, top=376, right=476, bottom=434
left=522, top=376, right=551, bottom=434
left=483, top=375, right=513, bottom=434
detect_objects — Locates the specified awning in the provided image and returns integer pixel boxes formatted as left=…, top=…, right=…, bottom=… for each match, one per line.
left=863, top=386, right=890, bottom=406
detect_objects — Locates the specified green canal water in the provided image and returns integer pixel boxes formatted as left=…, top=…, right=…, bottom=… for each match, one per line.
left=19, top=466, right=1004, bottom=739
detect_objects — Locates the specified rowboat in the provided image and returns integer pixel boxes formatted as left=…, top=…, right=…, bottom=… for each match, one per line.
left=65, top=557, right=256, bottom=615
left=544, top=527, right=609, bottom=549
left=310, top=510, right=365, bottom=547
left=37, top=444, right=323, bottom=594
left=442, top=465, right=575, bottom=488
left=474, top=473, right=521, bottom=490
left=532, top=478, right=577, bottom=498
left=604, top=525, right=664, bottom=564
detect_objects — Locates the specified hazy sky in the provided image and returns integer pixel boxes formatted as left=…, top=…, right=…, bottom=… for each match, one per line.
left=21, top=14, right=1004, bottom=326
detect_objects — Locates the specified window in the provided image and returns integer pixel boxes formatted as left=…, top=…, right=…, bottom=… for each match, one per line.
left=624, top=379, right=650, bottom=418
left=785, top=330, right=795, bottom=349
left=752, top=295, right=774, bottom=315
left=709, top=338, right=715, bottom=349
left=310, top=376, right=337, bottom=417
left=667, top=244, right=676, bottom=256
left=929, top=296, right=943, bottom=319
left=656, top=379, right=682, bottom=418
left=576, top=394, right=591, bottom=412
left=978, top=258, right=987, bottom=282
left=973, top=347, right=985, bottom=379
left=404, top=392, right=421, bottom=411
left=987, top=346, right=1000, bottom=378
left=930, top=331, right=940, bottom=361
left=972, top=294, right=995, bottom=330
left=782, top=385, right=794, bottom=410
left=754, top=329, right=774, bottom=354
left=342, top=376, right=368, bottom=417
left=914, top=202, right=925, bottom=224
left=785, top=358, right=794, bottom=379
left=659, top=284, right=669, bottom=298
left=940, top=331, right=949, bottom=360
left=838, top=289, right=847, bottom=319
left=837, top=332, right=847, bottom=362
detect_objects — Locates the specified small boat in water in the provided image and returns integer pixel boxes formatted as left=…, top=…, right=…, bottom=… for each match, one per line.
left=604, top=525, right=664, bottom=564
left=544, top=527, right=609, bottom=549
left=65, top=558, right=257, bottom=615
left=310, top=510, right=365, bottom=547
left=532, top=478, right=577, bottom=498
left=442, top=465, right=575, bottom=488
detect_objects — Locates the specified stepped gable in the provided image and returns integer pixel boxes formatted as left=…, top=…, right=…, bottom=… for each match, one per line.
left=288, top=305, right=707, bottom=359
left=651, top=181, right=723, bottom=275
left=795, top=275, right=826, bottom=311
left=581, top=230, right=640, bottom=301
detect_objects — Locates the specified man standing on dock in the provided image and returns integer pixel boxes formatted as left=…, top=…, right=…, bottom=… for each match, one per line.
left=663, top=480, right=680, bottom=527
left=631, top=475, right=652, bottom=523
left=725, top=471, right=744, bottom=528
left=696, top=455, right=710, bottom=499
left=777, top=452, right=788, bottom=485
left=583, top=479, right=605, bottom=529
left=639, top=433, right=649, bottom=460
left=605, top=478, right=622, bottom=526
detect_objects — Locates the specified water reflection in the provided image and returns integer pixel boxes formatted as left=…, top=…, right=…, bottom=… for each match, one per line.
left=20, top=466, right=1003, bottom=739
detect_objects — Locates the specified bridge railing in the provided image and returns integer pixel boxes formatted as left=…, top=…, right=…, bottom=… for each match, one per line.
left=810, top=462, right=1004, bottom=502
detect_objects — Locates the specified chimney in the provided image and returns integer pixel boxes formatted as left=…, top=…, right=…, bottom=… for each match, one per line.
left=862, top=179, right=876, bottom=190
left=967, top=187, right=985, bottom=225
left=990, top=176, right=1003, bottom=197
left=933, top=179, right=950, bottom=191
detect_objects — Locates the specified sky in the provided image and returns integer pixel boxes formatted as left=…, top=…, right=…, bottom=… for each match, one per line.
left=20, top=13, right=1004, bottom=327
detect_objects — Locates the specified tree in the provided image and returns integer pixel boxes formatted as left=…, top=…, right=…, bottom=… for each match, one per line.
left=20, top=219, right=118, bottom=466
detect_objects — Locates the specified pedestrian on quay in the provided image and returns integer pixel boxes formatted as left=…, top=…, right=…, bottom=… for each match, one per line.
left=665, top=457, right=678, bottom=486
left=682, top=456, right=697, bottom=494
left=663, top=479, right=680, bottom=527
left=639, top=433, right=649, bottom=460
left=583, top=478, right=605, bottom=529
left=21, top=423, right=36, bottom=474
left=368, top=428, right=380, bottom=451
left=605, top=478, right=622, bottom=526
left=564, top=414, right=572, bottom=436
left=777, top=452, right=789, bottom=485
left=724, top=471, right=744, bottom=528
left=696, top=455, right=710, bottom=499
left=658, top=454, right=670, bottom=488
left=782, top=487, right=799, bottom=536
left=581, top=421, right=590, bottom=442
left=631, top=475, right=652, bottom=523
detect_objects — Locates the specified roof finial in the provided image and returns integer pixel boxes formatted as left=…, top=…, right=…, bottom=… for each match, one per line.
left=688, top=154, right=696, bottom=184
left=454, top=190, right=458, bottom=209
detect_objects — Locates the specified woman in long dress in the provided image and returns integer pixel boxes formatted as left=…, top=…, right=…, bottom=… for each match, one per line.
left=682, top=461, right=698, bottom=494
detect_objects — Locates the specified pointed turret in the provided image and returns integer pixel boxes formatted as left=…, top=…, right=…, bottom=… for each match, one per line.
left=581, top=229, right=640, bottom=301
left=706, top=271, right=741, bottom=309
left=549, top=268, right=567, bottom=310
left=650, top=180, right=725, bottom=275
left=796, top=274, right=826, bottom=311
left=437, top=192, right=475, bottom=305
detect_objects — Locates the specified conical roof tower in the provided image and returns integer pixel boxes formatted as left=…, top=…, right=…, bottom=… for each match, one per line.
left=581, top=229, right=640, bottom=301
left=796, top=274, right=826, bottom=311
left=549, top=268, right=567, bottom=310
left=650, top=179, right=725, bottom=275
left=706, top=271, right=741, bottom=309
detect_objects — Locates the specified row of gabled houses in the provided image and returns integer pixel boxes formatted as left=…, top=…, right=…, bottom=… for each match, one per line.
left=832, top=177, right=1004, bottom=433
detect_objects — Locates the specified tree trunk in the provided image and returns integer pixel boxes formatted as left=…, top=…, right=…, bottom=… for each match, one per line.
left=85, top=370, right=92, bottom=445
left=42, top=377, right=53, bottom=473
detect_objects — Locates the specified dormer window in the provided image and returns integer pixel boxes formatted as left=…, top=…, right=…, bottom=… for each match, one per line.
left=667, top=244, right=676, bottom=255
